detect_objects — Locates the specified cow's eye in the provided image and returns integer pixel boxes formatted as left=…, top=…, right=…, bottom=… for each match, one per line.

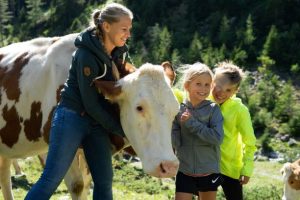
left=136, top=106, right=143, bottom=112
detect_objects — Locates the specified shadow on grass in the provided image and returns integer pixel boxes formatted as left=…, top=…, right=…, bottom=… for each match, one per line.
left=11, top=174, right=32, bottom=190
left=11, top=174, right=69, bottom=197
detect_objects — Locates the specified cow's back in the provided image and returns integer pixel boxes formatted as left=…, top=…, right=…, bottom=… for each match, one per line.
left=0, top=33, right=78, bottom=158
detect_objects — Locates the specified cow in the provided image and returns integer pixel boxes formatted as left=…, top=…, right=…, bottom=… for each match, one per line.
left=0, top=33, right=179, bottom=200
left=281, top=158, right=300, bottom=200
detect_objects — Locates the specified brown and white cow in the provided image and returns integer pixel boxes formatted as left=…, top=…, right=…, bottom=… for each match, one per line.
left=281, top=158, right=300, bottom=200
left=0, top=34, right=179, bottom=199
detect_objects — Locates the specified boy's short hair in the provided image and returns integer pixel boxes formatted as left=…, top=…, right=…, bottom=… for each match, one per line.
left=214, top=61, right=244, bottom=87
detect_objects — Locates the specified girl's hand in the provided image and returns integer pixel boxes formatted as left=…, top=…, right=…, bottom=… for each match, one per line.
left=239, top=175, right=250, bottom=185
left=180, top=109, right=191, bottom=122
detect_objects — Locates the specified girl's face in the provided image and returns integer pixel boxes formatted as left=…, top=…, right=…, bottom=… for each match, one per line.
left=184, top=73, right=212, bottom=106
left=103, top=15, right=132, bottom=51
left=212, top=73, right=238, bottom=104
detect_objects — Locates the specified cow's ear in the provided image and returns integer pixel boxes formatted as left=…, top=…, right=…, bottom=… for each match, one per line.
left=161, top=61, right=176, bottom=86
left=93, top=80, right=122, bottom=100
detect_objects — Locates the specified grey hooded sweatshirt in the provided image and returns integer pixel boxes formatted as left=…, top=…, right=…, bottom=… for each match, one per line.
left=172, top=99, right=224, bottom=175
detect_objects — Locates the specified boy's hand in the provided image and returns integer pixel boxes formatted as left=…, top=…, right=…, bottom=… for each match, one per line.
left=180, top=109, right=191, bottom=122
left=239, top=175, right=250, bottom=185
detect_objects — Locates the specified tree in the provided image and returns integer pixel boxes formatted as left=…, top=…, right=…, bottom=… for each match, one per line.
left=257, top=25, right=278, bottom=68
left=244, top=14, right=255, bottom=45
left=0, top=0, right=12, bottom=46
left=187, top=32, right=203, bottom=63
left=218, top=15, right=231, bottom=45
left=25, top=0, right=44, bottom=27
left=148, top=24, right=172, bottom=63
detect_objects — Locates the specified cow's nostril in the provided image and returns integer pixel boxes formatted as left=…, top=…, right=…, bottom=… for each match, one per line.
left=160, top=163, right=166, bottom=173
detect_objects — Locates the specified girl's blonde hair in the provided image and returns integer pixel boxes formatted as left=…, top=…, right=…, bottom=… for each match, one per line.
left=90, top=3, right=133, bottom=41
left=214, top=61, right=244, bottom=87
left=181, top=62, right=213, bottom=85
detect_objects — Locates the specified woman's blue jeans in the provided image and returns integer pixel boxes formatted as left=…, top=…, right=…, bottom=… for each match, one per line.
left=25, top=105, right=113, bottom=200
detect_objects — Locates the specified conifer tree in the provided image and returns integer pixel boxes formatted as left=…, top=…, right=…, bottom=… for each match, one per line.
left=219, top=15, right=231, bottom=45
left=25, top=0, right=44, bottom=27
left=149, top=24, right=172, bottom=63
left=244, top=15, right=255, bottom=45
left=187, top=32, right=203, bottom=63
left=0, top=0, right=12, bottom=46
left=258, top=25, right=278, bottom=68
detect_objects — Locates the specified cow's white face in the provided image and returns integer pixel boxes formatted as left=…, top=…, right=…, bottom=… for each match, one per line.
left=99, top=63, right=179, bottom=178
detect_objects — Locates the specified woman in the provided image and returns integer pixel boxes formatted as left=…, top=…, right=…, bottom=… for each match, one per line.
left=25, top=3, right=133, bottom=200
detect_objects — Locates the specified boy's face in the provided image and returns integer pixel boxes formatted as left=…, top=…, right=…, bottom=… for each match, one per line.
left=212, top=74, right=238, bottom=104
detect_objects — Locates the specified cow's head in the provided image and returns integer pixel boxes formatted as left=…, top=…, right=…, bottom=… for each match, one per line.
left=281, top=160, right=300, bottom=191
left=94, top=63, right=179, bottom=178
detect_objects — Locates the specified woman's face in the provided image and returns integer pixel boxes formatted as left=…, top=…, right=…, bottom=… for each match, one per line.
left=103, top=16, right=132, bottom=49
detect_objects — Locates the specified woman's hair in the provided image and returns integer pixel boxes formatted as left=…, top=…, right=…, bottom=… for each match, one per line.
left=214, top=61, right=244, bottom=87
left=181, top=62, right=213, bottom=86
left=90, top=3, right=133, bottom=41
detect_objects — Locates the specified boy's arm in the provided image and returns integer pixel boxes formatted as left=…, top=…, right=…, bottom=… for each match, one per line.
left=237, top=106, right=257, bottom=177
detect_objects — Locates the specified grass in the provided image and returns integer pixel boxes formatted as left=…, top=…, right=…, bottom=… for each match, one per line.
left=2, top=157, right=285, bottom=200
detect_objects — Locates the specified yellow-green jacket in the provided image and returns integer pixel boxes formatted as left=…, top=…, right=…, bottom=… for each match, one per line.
left=210, top=96, right=257, bottom=179
left=172, top=88, right=185, bottom=103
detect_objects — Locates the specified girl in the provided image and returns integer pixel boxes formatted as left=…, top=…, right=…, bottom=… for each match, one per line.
left=211, top=61, right=257, bottom=200
left=25, top=3, right=133, bottom=200
left=172, top=63, right=224, bottom=200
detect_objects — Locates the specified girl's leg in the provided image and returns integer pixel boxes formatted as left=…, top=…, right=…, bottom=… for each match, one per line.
left=175, top=171, right=197, bottom=200
left=198, top=191, right=217, bottom=200
left=25, top=106, right=87, bottom=200
left=82, top=125, right=113, bottom=200
left=175, top=192, right=193, bottom=200
left=221, top=174, right=243, bottom=200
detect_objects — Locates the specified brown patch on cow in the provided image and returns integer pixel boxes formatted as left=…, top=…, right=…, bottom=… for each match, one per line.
left=71, top=181, right=84, bottom=195
left=123, top=146, right=137, bottom=156
left=288, top=173, right=300, bottom=190
left=24, top=101, right=43, bottom=142
left=0, top=105, right=22, bottom=147
left=42, top=85, right=64, bottom=144
left=291, top=159, right=300, bottom=177
left=288, top=159, right=300, bottom=190
left=93, top=80, right=122, bottom=100
left=51, top=37, right=60, bottom=44
left=56, top=85, right=64, bottom=103
left=114, top=58, right=136, bottom=78
left=161, top=61, right=176, bottom=86
left=109, top=135, right=125, bottom=151
left=42, top=85, right=63, bottom=144
left=0, top=54, right=4, bottom=62
left=42, top=108, right=55, bottom=144
left=2, top=52, right=30, bottom=102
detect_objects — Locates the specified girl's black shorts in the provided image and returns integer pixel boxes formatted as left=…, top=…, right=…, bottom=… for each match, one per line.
left=175, top=171, right=223, bottom=193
